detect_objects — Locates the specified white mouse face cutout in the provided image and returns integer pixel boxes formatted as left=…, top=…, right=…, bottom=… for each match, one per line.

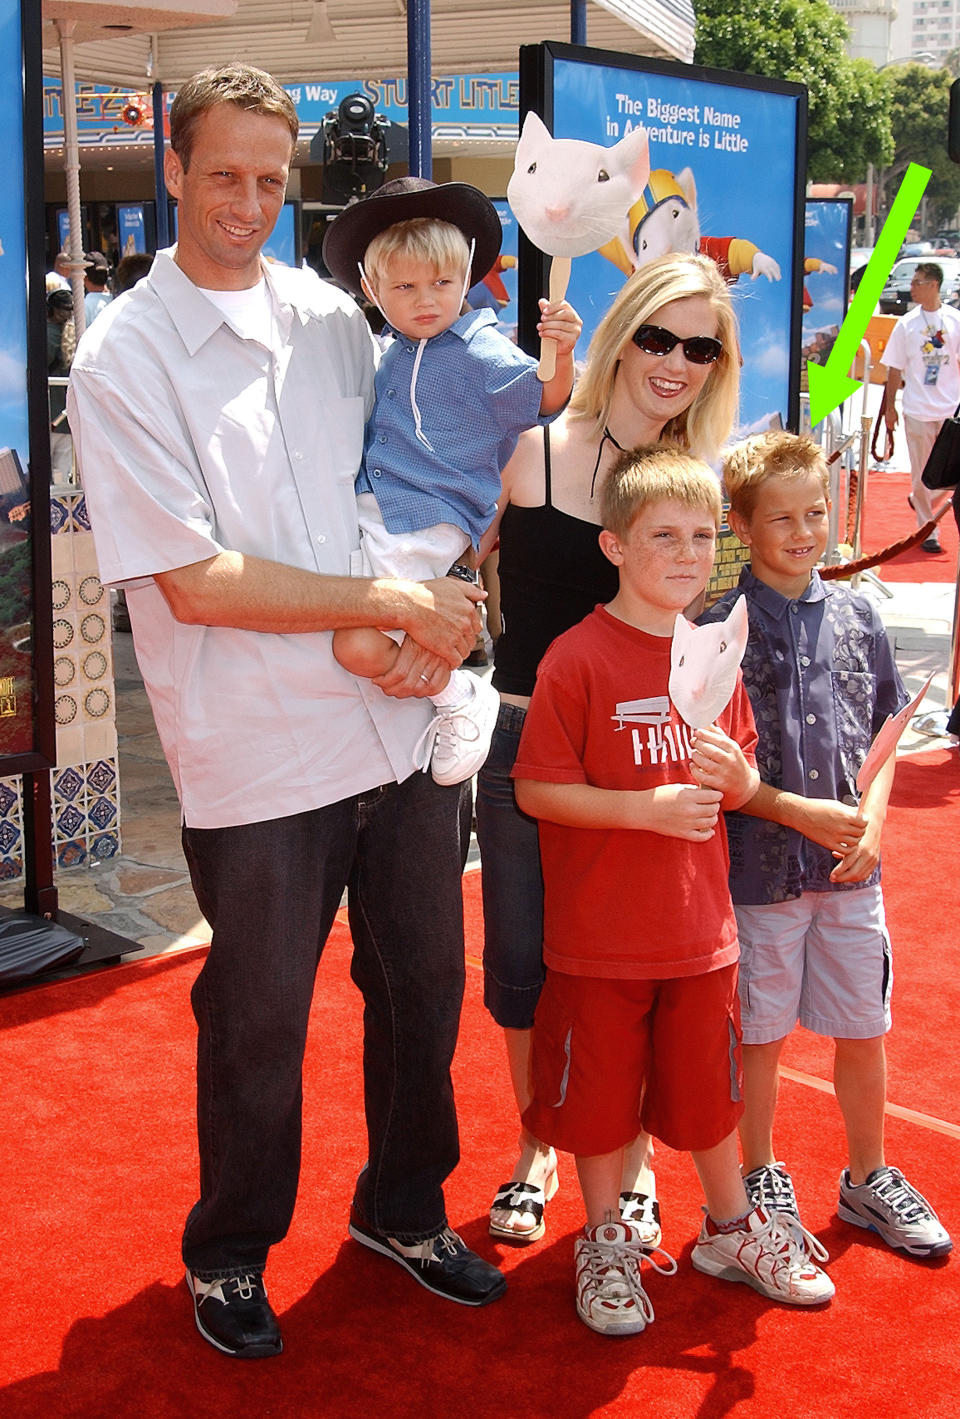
left=506, top=112, right=650, bottom=259
left=669, top=596, right=749, bottom=729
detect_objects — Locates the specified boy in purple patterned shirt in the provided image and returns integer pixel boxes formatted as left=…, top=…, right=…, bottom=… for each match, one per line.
left=701, top=430, right=951, bottom=1259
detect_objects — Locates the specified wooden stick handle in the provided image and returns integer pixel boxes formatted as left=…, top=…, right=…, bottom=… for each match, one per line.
left=537, top=255, right=571, bottom=383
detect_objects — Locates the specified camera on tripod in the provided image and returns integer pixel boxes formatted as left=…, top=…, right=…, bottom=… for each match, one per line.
left=314, top=93, right=391, bottom=204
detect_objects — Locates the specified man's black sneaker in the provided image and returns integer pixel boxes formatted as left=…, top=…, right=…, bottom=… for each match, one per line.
left=349, top=1215, right=507, bottom=1306
left=186, top=1270, right=283, bottom=1358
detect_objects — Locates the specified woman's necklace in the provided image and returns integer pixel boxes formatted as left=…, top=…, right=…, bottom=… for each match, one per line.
left=589, top=425, right=626, bottom=500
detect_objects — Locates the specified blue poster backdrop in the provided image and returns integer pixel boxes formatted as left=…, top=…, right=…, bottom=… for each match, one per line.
left=802, top=198, right=852, bottom=372
left=118, top=204, right=146, bottom=256
left=521, top=47, right=805, bottom=436
left=466, top=199, right=520, bottom=340
left=0, top=2, right=28, bottom=486
left=0, top=0, right=43, bottom=760
left=262, top=202, right=297, bottom=268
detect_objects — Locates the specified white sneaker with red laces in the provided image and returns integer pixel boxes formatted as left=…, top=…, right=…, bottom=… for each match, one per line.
left=574, top=1221, right=676, bottom=1337
left=691, top=1205, right=834, bottom=1305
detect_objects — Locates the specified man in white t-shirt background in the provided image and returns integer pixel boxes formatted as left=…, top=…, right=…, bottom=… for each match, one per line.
left=883, top=262, right=960, bottom=554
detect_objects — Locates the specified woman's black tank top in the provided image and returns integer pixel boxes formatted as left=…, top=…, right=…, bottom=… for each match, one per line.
left=492, top=426, right=620, bottom=697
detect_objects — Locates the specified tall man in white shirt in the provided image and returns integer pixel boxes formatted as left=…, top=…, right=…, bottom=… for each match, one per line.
left=67, top=64, right=506, bottom=1360
left=883, top=262, right=960, bottom=554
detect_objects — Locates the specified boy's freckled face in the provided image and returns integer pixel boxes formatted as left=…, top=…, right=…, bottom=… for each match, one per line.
left=732, top=471, right=829, bottom=598
left=369, top=255, right=466, bottom=341
left=601, top=497, right=718, bottom=634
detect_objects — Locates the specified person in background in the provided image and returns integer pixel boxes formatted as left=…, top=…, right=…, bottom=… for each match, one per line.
left=46, top=250, right=71, bottom=293
left=46, top=288, right=75, bottom=484
left=114, top=251, right=155, bottom=296
left=83, top=251, right=113, bottom=324
left=882, top=262, right=960, bottom=555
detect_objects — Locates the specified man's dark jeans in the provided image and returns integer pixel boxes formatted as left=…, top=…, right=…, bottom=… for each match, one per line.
left=180, top=771, right=466, bottom=1278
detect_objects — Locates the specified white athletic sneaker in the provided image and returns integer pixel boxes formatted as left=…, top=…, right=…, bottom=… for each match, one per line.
left=574, top=1221, right=676, bottom=1337
left=742, top=1164, right=829, bottom=1263
left=414, top=674, right=500, bottom=786
left=838, top=1166, right=953, bottom=1257
left=691, top=1205, right=835, bottom=1306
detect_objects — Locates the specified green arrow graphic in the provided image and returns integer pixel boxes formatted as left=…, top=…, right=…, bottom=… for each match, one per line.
left=807, top=162, right=932, bottom=427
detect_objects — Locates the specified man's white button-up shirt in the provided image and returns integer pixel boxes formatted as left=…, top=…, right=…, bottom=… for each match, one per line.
left=68, top=250, right=432, bottom=828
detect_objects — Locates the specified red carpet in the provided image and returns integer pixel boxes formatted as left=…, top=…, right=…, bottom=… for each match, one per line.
left=2, top=750, right=958, bottom=1418
left=781, top=748, right=960, bottom=1118
left=858, top=469, right=958, bottom=583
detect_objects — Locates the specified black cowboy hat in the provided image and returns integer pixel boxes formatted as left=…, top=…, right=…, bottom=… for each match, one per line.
left=322, top=177, right=501, bottom=297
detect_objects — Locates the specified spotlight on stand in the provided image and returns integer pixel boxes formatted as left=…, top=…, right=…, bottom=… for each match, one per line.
left=311, top=93, right=391, bottom=205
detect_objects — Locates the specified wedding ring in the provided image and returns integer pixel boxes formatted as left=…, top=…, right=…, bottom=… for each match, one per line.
left=419, top=674, right=430, bottom=682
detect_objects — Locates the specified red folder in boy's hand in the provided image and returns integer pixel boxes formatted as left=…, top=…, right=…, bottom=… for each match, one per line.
left=856, top=673, right=935, bottom=795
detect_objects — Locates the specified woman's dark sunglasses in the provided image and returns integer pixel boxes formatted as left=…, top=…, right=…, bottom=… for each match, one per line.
left=631, top=324, right=723, bottom=366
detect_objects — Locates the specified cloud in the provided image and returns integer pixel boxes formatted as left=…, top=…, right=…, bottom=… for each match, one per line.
left=749, top=338, right=790, bottom=379
left=814, top=294, right=843, bottom=315
left=0, top=346, right=26, bottom=402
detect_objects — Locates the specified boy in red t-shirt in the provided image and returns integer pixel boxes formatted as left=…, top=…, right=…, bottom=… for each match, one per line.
left=512, top=444, right=834, bottom=1337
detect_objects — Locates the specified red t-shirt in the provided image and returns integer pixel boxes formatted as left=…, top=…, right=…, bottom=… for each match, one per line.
left=512, top=605, right=758, bottom=980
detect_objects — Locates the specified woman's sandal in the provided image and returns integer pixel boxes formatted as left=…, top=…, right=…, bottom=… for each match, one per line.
left=619, top=1191, right=662, bottom=1251
left=489, top=1170, right=560, bottom=1243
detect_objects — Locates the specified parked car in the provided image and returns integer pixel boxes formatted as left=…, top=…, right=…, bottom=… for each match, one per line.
left=878, top=256, right=960, bottom=315
left=849, top=246, right=874, bottom=294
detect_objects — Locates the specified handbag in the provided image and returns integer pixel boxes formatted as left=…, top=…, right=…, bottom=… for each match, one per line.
left=921, top=403, right=960, bottom=490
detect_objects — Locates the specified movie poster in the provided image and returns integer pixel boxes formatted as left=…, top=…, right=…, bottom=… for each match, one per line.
left=467, top=200, right=520, bottom=340
left=118, top=204, right=146, bottom=256
left=517, top=44, right=807, bottom=437
left=801, top=198, right=852, bottom=377
left=263, top=202, right=299, bottom=268
left=0, top=0, right=38, bottom=760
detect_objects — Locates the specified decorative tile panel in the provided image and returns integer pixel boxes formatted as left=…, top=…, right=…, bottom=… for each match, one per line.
left=54, top=766, right=84, bottom=802
left=49, top=498, right=70, bottom=537
left=0, top=506, right=122, bottom=882
left=72, top=496, right=91, bottom=532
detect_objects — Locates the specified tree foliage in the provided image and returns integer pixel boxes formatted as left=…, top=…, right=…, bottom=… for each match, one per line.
left=0, top=540, right=31, bottom=630
left=882, top=65, right=960, bottom=229
left=694, top=0, right=894, bottom=180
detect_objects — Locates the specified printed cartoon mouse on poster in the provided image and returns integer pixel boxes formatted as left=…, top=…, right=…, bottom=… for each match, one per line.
left=510, top=45, right=807, bottom=436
